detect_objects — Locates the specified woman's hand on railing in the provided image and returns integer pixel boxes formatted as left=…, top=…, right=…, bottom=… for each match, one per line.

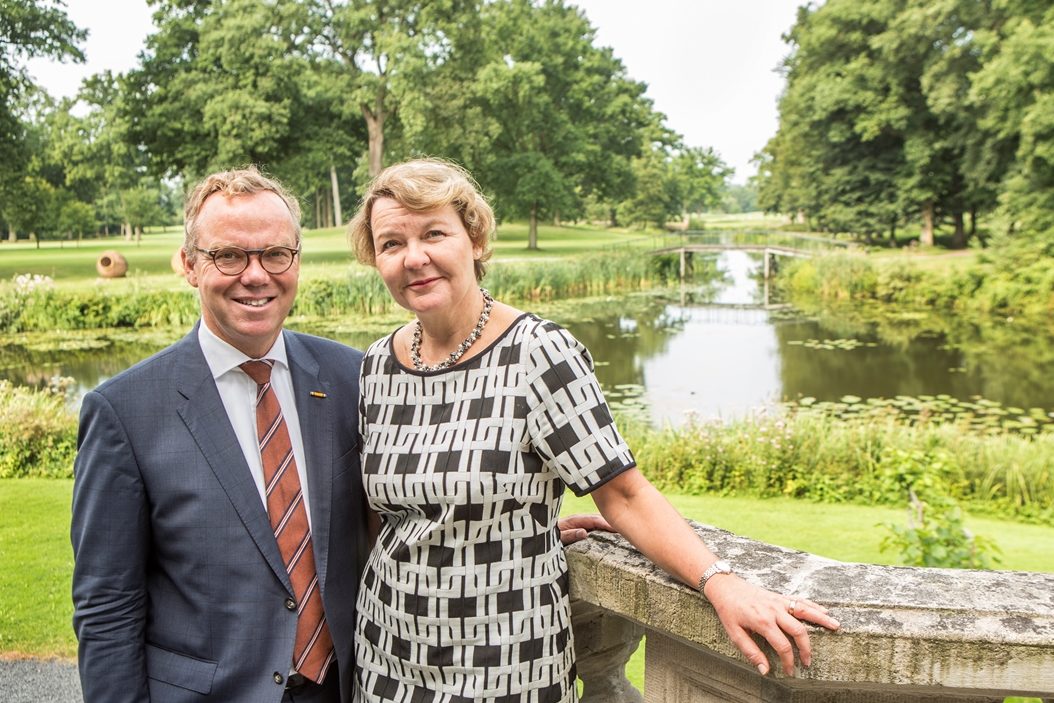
left=704, top=574, right=840, bottom=676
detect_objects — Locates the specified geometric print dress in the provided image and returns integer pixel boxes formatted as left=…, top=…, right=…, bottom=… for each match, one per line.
left=354, top=314, right=636, bottom=703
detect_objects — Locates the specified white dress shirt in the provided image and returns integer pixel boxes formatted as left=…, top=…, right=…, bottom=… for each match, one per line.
left=197, top=321, right=312, bottom=527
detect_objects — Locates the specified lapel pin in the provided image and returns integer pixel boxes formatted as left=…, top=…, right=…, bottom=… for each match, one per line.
left=309, top=391, right=327, bottom=399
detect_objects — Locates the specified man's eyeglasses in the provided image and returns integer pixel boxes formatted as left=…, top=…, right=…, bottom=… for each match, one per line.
left=194, top=246, right=300, bottom=275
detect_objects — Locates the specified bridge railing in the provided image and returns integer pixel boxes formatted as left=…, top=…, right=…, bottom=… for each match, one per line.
left=568, top=523, right=1054, bottom=703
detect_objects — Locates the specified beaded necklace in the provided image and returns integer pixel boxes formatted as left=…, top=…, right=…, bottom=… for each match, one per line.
left=410, top=288, right=494, bottom=372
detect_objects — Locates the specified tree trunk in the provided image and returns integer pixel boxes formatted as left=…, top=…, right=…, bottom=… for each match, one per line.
left=609, top=207, right=618, bottom=228
left=364, top=102, right=386, bottom=177
left=330, top=164, right=343, bottom=227
left=323, top=187, right=332, bottom=229
left=7, top=226, right=15, bottom=242
left=969, top=208, right=977, bottom=237
left=528, top=203, right=539, bottom=250
left=920, top=201, right=935, bottom=247
left=33, top=232, right=40, bottom=249
left=315, top=189, right=322, bottom=229
left=135, top=225, right=143, bottom=244
left=951, top=211, right=966, bottom=249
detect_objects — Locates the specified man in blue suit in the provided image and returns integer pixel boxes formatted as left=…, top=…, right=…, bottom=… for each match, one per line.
left=71, top=166, right=610, bottom=703
left=72, top=167, right=367, bottom=703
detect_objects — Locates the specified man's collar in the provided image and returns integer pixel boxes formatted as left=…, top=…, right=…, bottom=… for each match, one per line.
left=197, top=320, right=289, bottom=380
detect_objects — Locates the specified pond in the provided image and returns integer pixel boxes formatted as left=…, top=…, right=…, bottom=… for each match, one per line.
left=3, top=251, right=1053, bottom=427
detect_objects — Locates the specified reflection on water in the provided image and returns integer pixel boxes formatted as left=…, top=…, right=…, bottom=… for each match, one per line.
left=3, top=251, right=1053, bottom=426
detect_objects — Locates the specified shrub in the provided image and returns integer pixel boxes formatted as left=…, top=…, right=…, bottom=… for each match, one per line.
left=0, top=379, right=78, bottom=478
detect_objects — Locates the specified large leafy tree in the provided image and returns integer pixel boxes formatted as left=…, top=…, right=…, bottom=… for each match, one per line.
left=0, top=0, right=84, bottom=237
left=971, top=1, right=1054, bottom=241
left=127, top=0, right=319, bottom=175
left=309, top=0, right=480, bottom=177
left=463, top=0, right=653, bottom=248
left=758, top=0, right=1002, bottom=246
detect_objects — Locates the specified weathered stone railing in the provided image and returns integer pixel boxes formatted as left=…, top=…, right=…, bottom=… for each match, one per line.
left=568, top=522, right=1054, bottom=703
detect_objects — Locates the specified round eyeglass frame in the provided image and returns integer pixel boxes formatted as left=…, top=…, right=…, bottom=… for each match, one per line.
left=194, top=245, right=301, bottom=276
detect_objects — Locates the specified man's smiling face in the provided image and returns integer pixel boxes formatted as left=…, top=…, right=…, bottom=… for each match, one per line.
left=183, top=190, right=300, bottom=358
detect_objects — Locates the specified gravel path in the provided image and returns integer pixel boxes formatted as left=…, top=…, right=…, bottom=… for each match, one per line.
left=0, top=659, right=82, bottom=703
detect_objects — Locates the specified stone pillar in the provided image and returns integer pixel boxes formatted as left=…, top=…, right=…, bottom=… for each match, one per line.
left=571, top=599, right=645, bottom=703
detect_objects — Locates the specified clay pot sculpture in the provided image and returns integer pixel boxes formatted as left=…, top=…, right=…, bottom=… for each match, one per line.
left=96, top=250, right=128, bottom=278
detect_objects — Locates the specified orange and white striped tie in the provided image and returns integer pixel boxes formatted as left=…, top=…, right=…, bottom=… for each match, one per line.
left=241, top=360, right=333, bottom=683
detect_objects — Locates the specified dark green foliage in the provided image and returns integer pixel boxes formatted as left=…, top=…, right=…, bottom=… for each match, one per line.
left=758, top=0, right=1054, bottom=252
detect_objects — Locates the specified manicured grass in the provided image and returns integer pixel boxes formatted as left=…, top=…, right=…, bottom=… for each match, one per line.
left=0, top=479, right=74, bottom=658
left=0, top=222, right=660, bottom=289
left=563, top=492, right=1054, bottom=572
left=4, top=478, right=1051, bottom=661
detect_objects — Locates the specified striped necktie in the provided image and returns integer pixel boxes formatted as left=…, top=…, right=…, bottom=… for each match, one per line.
left=241, top=359, right=333, bottom=683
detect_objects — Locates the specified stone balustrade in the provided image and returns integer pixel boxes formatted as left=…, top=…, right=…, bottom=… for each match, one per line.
left=567, top=522, right=1054, bottom=703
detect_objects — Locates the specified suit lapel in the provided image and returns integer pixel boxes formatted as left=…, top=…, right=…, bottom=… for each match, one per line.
left=285, top=332, right=335, bottom=589
left=173, top=329, right=293, bottom=593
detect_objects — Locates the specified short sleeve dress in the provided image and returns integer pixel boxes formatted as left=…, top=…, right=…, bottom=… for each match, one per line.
left=354, top=314, right=635, bottom=703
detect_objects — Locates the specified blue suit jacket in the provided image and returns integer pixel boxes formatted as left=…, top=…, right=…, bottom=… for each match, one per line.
left=71, top=326, right=367, bottom=703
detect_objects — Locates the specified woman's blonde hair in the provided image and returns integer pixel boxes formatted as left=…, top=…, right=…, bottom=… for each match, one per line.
left=348, top=158, right=495, bottom=281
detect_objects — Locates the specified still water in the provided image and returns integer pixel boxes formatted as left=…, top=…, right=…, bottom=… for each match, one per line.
left=3, top=251, right=1053, bottom=425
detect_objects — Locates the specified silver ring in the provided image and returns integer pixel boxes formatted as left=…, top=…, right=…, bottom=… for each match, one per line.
left=788, top=599, right=798, bottom=616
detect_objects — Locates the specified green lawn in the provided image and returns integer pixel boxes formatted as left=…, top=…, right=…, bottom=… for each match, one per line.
left=563, top=492, right=1054, bottom=572
left=0, top=221, right=660, bottom=288
left=0, top=479, right=75, bottom=658
left=3, top=478, right=1052, bottom=662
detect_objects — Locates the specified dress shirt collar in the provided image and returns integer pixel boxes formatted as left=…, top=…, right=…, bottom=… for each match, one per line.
left=197, top=320, right=289, bottom=380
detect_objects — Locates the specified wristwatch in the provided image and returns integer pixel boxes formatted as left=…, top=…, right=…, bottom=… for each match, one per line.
left=698, top=559, right=733, bottom=595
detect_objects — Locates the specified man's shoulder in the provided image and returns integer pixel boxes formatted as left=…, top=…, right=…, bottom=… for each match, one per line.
left=287, top=330, right=364, bottom=363
left=91, top=334, right=197, bottom=397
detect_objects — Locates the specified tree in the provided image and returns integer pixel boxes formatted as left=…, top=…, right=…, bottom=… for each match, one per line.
left=970, top=2, right=1054, bottom=240
left=672, top=146, right=732, bottom=215
left=3, top=175, right=59, bottom=247
left=56, top=198, right=96, bottom=244
left=124, top=0, right=367, bottom=222
left=119, top=185, right=164, bottom=243
left=0, top=0, right=84, bottom=235
left=720, top=183, right=759, bottom=214
left=465, top=0, right=653, bottom=248
left=757, top=0, right=1000, bottom=246
left=308, top=0, right=482, bottom=177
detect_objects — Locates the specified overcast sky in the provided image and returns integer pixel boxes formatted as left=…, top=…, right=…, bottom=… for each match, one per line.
left=28, top=0, right=803, bottom=182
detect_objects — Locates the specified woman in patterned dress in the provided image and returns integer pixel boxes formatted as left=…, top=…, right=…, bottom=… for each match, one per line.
left=347, top=158, right=840, bottom=703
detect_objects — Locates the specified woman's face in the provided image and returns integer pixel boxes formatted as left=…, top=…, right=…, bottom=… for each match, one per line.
left=370, top=197, right=482, bottom=319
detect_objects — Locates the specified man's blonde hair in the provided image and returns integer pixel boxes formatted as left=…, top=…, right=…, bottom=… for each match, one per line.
left=183, top=166, right=302, bottom=261
left=347, top=158, right=495, bottom=281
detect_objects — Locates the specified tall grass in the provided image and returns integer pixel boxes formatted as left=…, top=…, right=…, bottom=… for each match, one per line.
left=622, top=407, right=1053, bottom=526
left=779, top=249, right=1054, bottom=317
left=0, top=249, right=674, bottom=332
left=0, top=380, right=77, bottom=478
